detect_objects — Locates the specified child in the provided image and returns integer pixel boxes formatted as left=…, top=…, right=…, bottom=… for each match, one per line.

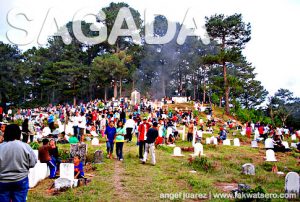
left=104, top=121, right=116, bottom=159
left=115, top=120, right=126, bottom=161
left=74, top=155, right=84, bottom=179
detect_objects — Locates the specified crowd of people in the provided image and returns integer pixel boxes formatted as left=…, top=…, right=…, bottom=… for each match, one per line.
left=0, top=98, right=300, bottom=201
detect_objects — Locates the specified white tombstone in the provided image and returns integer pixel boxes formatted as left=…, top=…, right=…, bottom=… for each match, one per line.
left=42, top=127, right=51, bottom=136
left=242, top=163, right=255, bottom=175
left=213, top=137, right=218, bottom=145
left=167, top=127, right=173, bottom=139
left=195, top=143, right=204, bottom=156
left=265, top=149, right=277, bottom=162
left=60, top=163, right=75, bottom=181
left=206, top=138, right=210, bottom=145
left=28, top=162, right=49, bottom=188
left=282, top=141, right=290, bottom=149
left=91, top=137, right=100, bottom=146
left=291, top=143, right=297, bottom=148
left=172, top=147, right=184, bottom=157
left=223, top=139, right=231, bottom=146
left=254, top=129, right=260, bottom=140
left=251, top=140, right=258, bottom=148
left=291, top=134, right=297, bottom=141
left=209, top=136, right=218, bottom=145
left=233, top=138, right=240, bottom=147
left=190, top=143, right=204, bottom=157
left=28, top=168, right=37, bottom=188
left=241, top=129, right=246, bottom=136
left=285, top=172, right=300, bottom=196
left=265, top=138, right=274, bottom=149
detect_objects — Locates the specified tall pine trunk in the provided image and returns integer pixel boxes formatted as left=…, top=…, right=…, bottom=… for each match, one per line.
left=113, top=80, right=117, bottom=99
left=119, top=78, right=122, bottom=98
left=223, top=62, right=230, bottom=114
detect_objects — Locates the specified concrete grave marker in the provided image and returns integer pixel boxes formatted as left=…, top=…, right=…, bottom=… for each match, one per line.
left=251, top=140, right=258, bottom=148
left=285, top=172, right=299, bottom=196
left=213, top=137, right=218, bottom=145
left=223, top=139, right=231, bottom=146
left=172, top=147, right=184, bottom=157
left=194, top=143, right=204, bottom=156
left=206, top=137, right=210, bottom=145
left=70, top=144, right=87, bottom=164
left=233, top=138, right=240, bottom=147
left=60, top=163, right=74, bottom=180
left=291, top=143, right=297, bottom=148
left=242, top=163, right=255, bottom=175
left=265, top=149, right=277, bottom=162
left=265, top=138, right=274, bottom=149
left=94, top=150, right=103, bottom=164
left=282, top=141, right=290, bottom=149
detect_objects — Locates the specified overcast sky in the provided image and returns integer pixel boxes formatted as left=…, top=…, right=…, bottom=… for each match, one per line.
left=0, top=0, right=300, bottom=97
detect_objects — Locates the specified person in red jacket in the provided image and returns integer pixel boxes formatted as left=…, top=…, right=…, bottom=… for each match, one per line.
left=138, top=118, right=150, bottom=160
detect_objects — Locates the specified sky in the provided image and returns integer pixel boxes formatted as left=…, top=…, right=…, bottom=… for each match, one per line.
left=0, top=0, right=300, bottom=97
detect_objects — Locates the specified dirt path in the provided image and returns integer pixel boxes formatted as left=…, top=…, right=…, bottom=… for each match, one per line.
left=112, top=160, right=130, bottom=200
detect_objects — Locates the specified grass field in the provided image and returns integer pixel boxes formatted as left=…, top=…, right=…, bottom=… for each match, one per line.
left=27, top=133, right=300, bottom=202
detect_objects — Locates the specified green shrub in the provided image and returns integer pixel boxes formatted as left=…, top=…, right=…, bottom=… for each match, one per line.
left=189, top=156, right=214, bottom=172
left=193, top=110, right=199, bottom=118
left=29, top=142, right=40, bottom=150
left=59, top=149, right=70, bottom=161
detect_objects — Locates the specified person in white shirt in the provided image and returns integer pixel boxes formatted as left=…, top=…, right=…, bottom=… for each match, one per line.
left=72, top=112, right=80, bottom=138
left=124, top=115, right=136, bottom=143
left=78, top=112, right=86, bottom=142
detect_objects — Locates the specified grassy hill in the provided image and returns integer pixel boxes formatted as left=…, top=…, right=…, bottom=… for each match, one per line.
left=27, top=106, right=300, bottom=202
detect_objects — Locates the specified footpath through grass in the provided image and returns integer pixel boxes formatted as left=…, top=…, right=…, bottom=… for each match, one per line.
left=27, top=135, right=299, bottom=202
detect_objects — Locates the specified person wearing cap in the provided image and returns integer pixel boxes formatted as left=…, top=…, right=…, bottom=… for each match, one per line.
left=217, top=127, right=227, bottom=143
left=138, top=118, right=151, bottom=160
left=38, top=139, right=57, bottom=178
left=142, top=122, right=159, bottom=165
left=0, top=124, right=37, bottom=202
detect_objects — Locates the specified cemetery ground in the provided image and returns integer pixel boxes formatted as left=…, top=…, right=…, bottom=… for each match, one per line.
left=27, top=107, right=300, bottom=201
left=27, top=139, right=299, bottom=201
